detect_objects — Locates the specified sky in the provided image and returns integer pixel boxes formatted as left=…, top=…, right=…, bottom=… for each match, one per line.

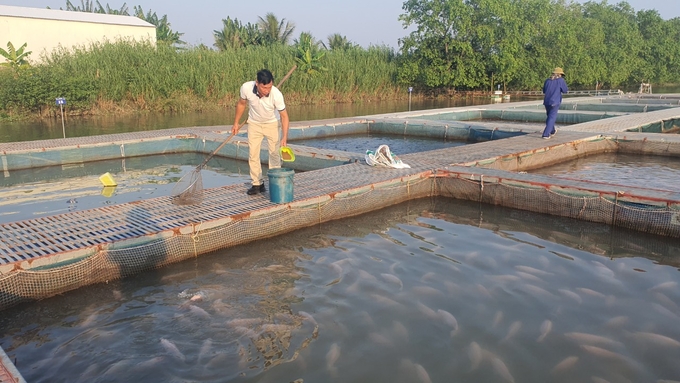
left=2, top=0, right=679, bottom=49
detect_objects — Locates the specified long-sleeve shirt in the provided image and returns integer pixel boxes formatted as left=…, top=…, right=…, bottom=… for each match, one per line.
left=543, top=77, right=568, bottom=106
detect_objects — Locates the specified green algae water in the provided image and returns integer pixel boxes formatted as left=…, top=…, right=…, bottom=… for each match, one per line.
left=0, top=153, right=252, bottom=224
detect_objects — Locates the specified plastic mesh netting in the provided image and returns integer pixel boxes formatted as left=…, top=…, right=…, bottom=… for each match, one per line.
left=0, top=177, right=433, bottom=310
left=2, top=135, right=680, bottom=311
left=436, top=175, right=680, bottom=237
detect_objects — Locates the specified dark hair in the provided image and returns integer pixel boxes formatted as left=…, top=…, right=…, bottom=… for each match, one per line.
left=256, top=69, right=274, bottom=85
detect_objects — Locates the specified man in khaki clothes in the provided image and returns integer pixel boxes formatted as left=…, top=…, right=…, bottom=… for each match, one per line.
left=232, top=69, right=290, bottom=195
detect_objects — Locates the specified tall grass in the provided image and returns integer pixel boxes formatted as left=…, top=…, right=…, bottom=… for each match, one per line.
left=0, top=41, right=402, bottom=119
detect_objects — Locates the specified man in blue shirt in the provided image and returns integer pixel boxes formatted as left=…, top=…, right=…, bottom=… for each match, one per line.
left=542, top=67, right=568, bottom=139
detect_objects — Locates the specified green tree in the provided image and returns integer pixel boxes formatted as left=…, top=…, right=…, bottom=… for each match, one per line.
left=634, top=10, right=680, bottom=84
left=581, top=1, right=644, bottom=87
left=63, top=0, right=98, bottom=12
left=134, top=6, right=185, bottom=47
left=323, top=34, right=358, bottom=50
left=98, top=2, right=129, bottom=15
left=0, top=42, right=32, bottom=72
left=398, top=0, right=486, bottom=90
left=293, top=32, right=326, bottom=75
left=257, top=13, right=295, bottom=45
left=59, top=0, right=129, bottom=14
left=467, top=0, right=535, bottom=91
left=523, top=0, right=607, bottom=89
left=664, top=18, right=680, bottom=83
left=52, top=2, right=183, bottom=47
left=213, top=17, right=262, bottom=50
left=564, top=6, right=608, bottom=89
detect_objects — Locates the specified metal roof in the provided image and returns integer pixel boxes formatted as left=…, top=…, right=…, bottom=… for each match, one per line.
left=0, top=5, right=154, bottom=28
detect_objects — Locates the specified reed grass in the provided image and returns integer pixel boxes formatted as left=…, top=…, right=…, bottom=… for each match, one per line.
left=0, top=41, right=403, bottom=119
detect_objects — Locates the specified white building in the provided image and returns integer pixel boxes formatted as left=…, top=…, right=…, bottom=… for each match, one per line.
left=0, top=5, right=156, bottom=63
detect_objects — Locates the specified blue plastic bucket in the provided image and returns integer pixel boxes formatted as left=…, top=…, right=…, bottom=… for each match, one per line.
left=267, top=167, right=294, bottom=204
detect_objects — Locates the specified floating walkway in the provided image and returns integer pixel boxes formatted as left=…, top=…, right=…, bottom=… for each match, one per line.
left=0, top=94, right=678, bottom=303
left=508, top=89, right=624, bottom=96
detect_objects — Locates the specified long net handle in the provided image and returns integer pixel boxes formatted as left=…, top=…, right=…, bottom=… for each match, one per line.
left=197, top=130, right=237, bottom=169
left=199, top=65, right=297, bottom=169
left=277, top=65, right=297, bottom=88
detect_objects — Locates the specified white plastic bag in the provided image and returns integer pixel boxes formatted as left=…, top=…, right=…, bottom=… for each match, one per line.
left=365, top=145, right=410, bottom=169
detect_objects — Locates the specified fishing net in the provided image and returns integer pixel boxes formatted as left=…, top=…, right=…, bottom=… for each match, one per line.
left=365, top=145, right=411, bottom=168
left=170, top=132, right=237, bottom=205
left=171, top=168, right=204, bottom=205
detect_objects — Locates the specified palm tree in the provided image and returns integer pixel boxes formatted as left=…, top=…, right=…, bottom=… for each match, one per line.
left=257, top=13, right=295, bottom=45
left=51, top=2, right=184, bottom=47
left=98, top=2, right=129, bottom=15
left=155, top=15, right=185, bottom=46
left=0, top=42, right=32, bottom=71
left=293, top=32, right=326, bottom=76
left=60, top=0, right=129, bottom=14
left=214, top=17, right=262, bottom=50
left=134, top=6, right=185, bottom=47
left=323, top=33, right=357, bottom=50
left=63, top=0, right=96, bottom=12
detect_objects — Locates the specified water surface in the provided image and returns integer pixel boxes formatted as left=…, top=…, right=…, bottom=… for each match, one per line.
left=295, top=133, right=466, bottom=154
left=531, top=152, right=680, bottom=193
left=0, top=153, right=252, bottom=223
left=0, top=97, right=535, bottom=143
left=1, top=198, right=678, bottom=383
